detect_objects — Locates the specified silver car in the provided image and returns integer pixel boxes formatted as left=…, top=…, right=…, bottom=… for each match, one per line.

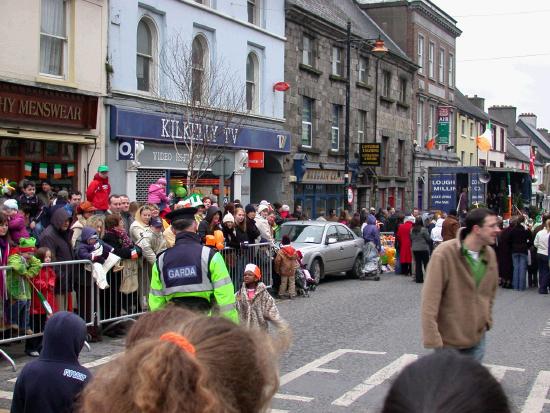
left=278, top=221, right=364, bottom=283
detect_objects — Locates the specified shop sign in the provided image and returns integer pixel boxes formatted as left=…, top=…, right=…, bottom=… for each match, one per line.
left=470, top=173, right=485, bottom=205
left=138, top=144, right=216, bottom=170
left=248, top=151, right=264, bottom=168
left=302, top=169, right=344, bottom=184
left=117, top=139, right=135, bottom=160
left=110, top=106, right=291, bottom=153
left=347, top=187, right=354, bottom=205
left=359, top=143, right=381, bottom=166
left=429, top=173, right=456, bottom=212
left=437, top=106, right=450, bottom=145
left=0, top=81, right=98, bottom=129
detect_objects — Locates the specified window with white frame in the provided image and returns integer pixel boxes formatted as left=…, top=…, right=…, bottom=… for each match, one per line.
left=383, top=71, right=391, bottom=97
left=357, top=110, right=366, bottom=144
left=358, top=56, right=368, bottom=83
left=301, top=97, right=313, bottom=147
left=417, top=34, right=424, bottom=75
left=417, top=99, right=424, bottom=143
left=428, top=42, right=434, bottom=78
left=192, top=35, right=208, bottom=104
left=331, top=104, right=340, bottom=150
left=247, top=0, right=260, bottom=25
left=469, top=153, right=473, bottom=165
left=470, top=122, right=474, bottom=138
left=461, top=119, right=466, bottom=136
left=246, top=52, right=259, bottom=112
left=428, top=104, right=435, bottom=139
left=332, top=46, right=343, bottom=76
left=136, top=19, right=155, bottom=91
left=438, top=48, right=445, bottom=83
left=399, top=78, right=407, bottom=102
left=448, top=53, right=454, bottom=88
left=40, top=0, right=68, bottom=77
left=302, top=34, right=314, bottom=66
left=461, top=151, right=465, bottom=165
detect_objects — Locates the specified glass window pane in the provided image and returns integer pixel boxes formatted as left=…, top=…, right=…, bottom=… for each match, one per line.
left=0, top=139, right=19, bottom=156
left=302, top=97, right=311, bottom=121
left=246, top=54, right=254, bottom=81
left=45, top=142, right=59, bottom=157
left=137, top=21, right=152, bottom=55
left=301, top=124, right=311, bottom=146
left=40, top=35, right=64, bottom=76
left=60, top=143, right=75, bottom=161
left=41, top=0, right=65, bottom=36
left=136, top=55, right=150, bottom=91
left=25, top=141, right=42, bottom=159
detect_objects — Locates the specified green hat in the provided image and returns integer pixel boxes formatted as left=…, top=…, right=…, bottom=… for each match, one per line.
left=98, top=165, right=109, bottom=173
left=18, top=237, right=37, bottom=252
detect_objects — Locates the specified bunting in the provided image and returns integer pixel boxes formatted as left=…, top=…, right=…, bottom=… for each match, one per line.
left=67, top=164, right=75, bottom=177
left=24, top=162, right=32, bottom=177
left=39, top=163, right=48, bottom=179
left=53, top=164, right=62, bottom=179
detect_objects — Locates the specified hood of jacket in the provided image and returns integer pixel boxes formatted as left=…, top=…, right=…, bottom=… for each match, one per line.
left=50, top=208, right=71, bottom=231
left=205, top=206, right=222, bottom=223
left=367, top=214, right=377, bottom=225
left=281, top=245, right=297, bottom=258
left=435, top=218, right=445, bottom=227
left=93, top=172, right=109, bottom=184
left=40, top=311, right=87, bottom=363
left=80, top=226, right=98, bottom=243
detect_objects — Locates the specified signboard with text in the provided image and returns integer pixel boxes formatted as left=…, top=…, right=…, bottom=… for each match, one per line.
left=437, top=106, right=450, bottom=145
left=360, top=143, right=381, bottom=166
left=469, top=173, right=485, bottom=206
left=429, top=173, right=456, bottom=212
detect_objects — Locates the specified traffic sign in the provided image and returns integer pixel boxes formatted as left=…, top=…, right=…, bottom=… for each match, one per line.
left=347, top=187, right=354, bottom=205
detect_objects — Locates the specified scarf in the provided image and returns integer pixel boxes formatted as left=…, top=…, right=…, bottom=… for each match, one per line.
left=107, top=227, right=133, bottom=248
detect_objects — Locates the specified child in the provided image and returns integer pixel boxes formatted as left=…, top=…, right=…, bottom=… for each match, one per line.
left=147, top=178, right=171, bottom=211
left=236, top=263, right=288, bottom=332
left=77, top=226, right=117, bottom=289
left=274, top=235, right=299, bottom=299
left=17, top=180, right=44, bottom=235
left=25, top=247, right=58, bottom=357
left=6, top=237, right=41, bottom=336
left=3, top=199, right=30, bottom=245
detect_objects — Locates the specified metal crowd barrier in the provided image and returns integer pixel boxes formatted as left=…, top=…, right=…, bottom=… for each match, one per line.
left=219, top=242, right=274, bottom=290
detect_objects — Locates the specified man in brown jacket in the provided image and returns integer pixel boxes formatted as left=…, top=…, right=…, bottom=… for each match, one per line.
left=421, top=208, right=500, bottom=361
left=441, top=209, right=460, bottom=241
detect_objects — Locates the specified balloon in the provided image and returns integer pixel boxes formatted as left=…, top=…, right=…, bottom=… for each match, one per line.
left=175, top=187, right=187, bottom=198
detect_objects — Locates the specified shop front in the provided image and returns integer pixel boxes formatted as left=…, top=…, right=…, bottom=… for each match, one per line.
left=0, top=81, right=99, bottom=191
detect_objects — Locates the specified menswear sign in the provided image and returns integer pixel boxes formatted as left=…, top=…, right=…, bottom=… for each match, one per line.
left=109, top=106, right=291, bottom=153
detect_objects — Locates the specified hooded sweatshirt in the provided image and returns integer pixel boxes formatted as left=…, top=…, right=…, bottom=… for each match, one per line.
left=11, top=311, right=91, bottom=413
left=85, top=173, right=111, bottom=211
left=274, top=245, right=299, bottom=277
left=198, top=206, right=222, bottom=241
left=362, top=214, right=381, bottom=251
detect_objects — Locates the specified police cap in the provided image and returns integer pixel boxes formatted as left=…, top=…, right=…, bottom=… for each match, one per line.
left=165, top=207, right=198, bottom=223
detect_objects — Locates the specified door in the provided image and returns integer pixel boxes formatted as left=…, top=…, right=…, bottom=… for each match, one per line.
left=0, top=161, right=21, bottom=186
left=336, top=225, right=357, bottom=271
left=322, top=225, right=340, bottom=274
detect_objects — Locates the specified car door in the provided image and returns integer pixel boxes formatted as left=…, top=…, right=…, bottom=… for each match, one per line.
left=322, top=225, right=340, bottom=274
left=336, top=225, right=357, bottom=271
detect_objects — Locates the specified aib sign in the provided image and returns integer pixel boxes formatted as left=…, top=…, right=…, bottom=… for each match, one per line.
left=437, top=106, right=450, bottom=145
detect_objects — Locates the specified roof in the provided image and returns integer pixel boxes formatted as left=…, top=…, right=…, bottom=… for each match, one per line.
left=287, top=0, right=410, bottom=61
left=517, top=118, right=550, bottom=161
left=454, top=89, right=489, bottom=121
left=505, top=139, right=529, bottom=163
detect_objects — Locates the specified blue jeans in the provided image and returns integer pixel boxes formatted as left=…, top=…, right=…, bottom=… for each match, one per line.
left=537, top=254, right=549, bottom=293
left=458, top=333, right=486, bottom=362
left=512, top=253, right=527, bottom=291
left=7, top=300, right=30, bottom=331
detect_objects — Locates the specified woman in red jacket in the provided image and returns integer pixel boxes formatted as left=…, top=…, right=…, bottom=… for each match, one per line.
left=85, top=165, right=111, bottom=212
left=396, top=216, right=415, bottom=276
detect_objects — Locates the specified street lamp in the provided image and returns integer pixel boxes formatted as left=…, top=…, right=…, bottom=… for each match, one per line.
left=343, top=21, right=387, bottom=210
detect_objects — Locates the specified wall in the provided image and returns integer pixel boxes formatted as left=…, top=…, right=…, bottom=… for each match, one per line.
left=455, top=113, right=477, bottom=166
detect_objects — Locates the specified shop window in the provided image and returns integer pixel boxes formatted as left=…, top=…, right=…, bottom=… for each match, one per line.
left=0, top=139, right=19, bottom=157
left=303, top=198, right=313, bottom=219
left=25, top=141, right=42, bottom=159
left=327, top=197, right=338, bottom=215
left=60, top=143, right=75, bottom=161
left=304, top=184, right=315, bottom=195
left=192, top=35, right=209, bottom=105
left=45, top=142, right=60, bottom=157
left=137, top=18, right=155, bottom=92
left=40, top=0, right=68, bottom=77
left=316, top=198, right=326, bottom=218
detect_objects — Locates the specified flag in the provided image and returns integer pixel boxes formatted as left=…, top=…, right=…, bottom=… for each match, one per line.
left=39, top=163, right=48, bottom=179
left=529, top=147, right=535, bottom=178
left=53, top=164, right=62, bottom=179
left=24, top=162, right=32, bottom=177
left=425, top=136, right=436, bottom=150
left=67, top=164, right=75, bottom=177
left=476, top=122, right=492, bottom=152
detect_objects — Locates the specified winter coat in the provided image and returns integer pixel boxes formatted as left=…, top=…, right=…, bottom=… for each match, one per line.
left=76, top=227, right=112, bottom=263
left=103, top=230, right=134, bottom=260
left=39, top=209, right=75, bottom=293
left=274, top=245, right=299, bottom=277
left=6, top=254, right=41, bottom=301
left=198, top=206, right=222, bottom=242
left=396, top=221, right=414, bottom=264
left=509, top=224, right=532, bottom=255
left=246, top=216, right=261, bottom=244
left=147, top=183, right=169, bottom=205
left=431, top=218, right=445, bottom=242
left=17, top=194, right=43, bottom=223
left=31, top=266, right=58, bottom=315
left=410, top=227, right=431, bottom=252
left=8, top=212, right=29, bottom=245
left=85, top=173, right=111, bottom=211
left=497, top=226, right=514, bottom=282
left=362, top=214, right=381, bottom=251
left=11, top=312, right=91, bottom=413
left=255, top=215, right=274, bottom=243
left=235, top=282, right=287, bottom=331
left=120, top=211, right=134, bottom=235
left=70, top=216, right=86, bottom=249
left=441, top=215, right=460, bottom=241
left=136, top=228, right=167, bottom=265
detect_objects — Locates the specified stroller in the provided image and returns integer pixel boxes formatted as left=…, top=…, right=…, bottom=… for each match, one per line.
left=295, top=250, right=317, bottom=297
left=361, top=241, right=381, bottom=281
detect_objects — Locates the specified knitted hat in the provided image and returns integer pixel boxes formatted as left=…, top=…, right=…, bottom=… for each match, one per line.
left=150, top=217, right=163, bottom=228
left=3, top=199, right=18, bottom=210
left=18, top=237, right=37, bottom=253
left=157, top=178, right=167, bottom=185
left=257, top=204, right=269, bottom=214
left=245, top=204, right=256, bottom=214
left=259, top=200, right=269, bottom=206
left=98, top=165, right=109, bottom=172
left=244, top=263, right=262, bottom=280
left=222, top=212, right=235, bottom=223
left=78, top=201, right=96, bottom=213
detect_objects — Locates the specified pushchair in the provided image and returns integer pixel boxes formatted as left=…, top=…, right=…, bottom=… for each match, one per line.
left=295, top=250, right=317, bottom=296
left=361, top=241, right=381, bottom=281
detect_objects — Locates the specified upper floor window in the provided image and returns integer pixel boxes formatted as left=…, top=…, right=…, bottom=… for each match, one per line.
left=382, top=71, right=391, bottom=97
left=40, top=0, right=68, bottom=77
left=137, top=19, right=154, bottom=91
left=470, top=122, right=474, bottom=138
left=192, top=35, right=208, bottom=104
left=417, top=34, right=424, bottom=75
left=358, top=57, right=368, bottom=83
left=302, top=34, right=314, bottom=66
left=332, top=46, right=343, bottom=76
left=331, top=104, right=340, bottom=150
left=302, top=97, right=313, bottom=147
left=428, top=104, right=435, bottom=139
left=461, top=119, right=466, bottom=136
left=417, top=99, right=424, bottom=143
left=448, top=53, right=454, bottom=88
left=357, top=110, right=366, bottom=144
left=194, top=0, right=210, bottom=5
left=500, top=128, right=505, bottom=152
left=247, top=0, right=260, bottom=25
left=399, top=78, right=407, bottom=102
left=428, top=42, right=434, bottom=78
left=246, top=52, right=259, bottom=112
left=438, top=48, right=445, bottom=83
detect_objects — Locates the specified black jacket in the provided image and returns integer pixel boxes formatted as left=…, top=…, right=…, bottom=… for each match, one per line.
left=509, top=224, right=532, bottom=255
left=198, top=206, right=222, bottom=242
left=246, top=216, right=261, bottom=244
left=11, top=312, right=91, bottom=413
left=103, top=230, right=133, bottom=259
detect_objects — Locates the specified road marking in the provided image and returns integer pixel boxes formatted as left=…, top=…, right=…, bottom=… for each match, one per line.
left=279, top=349, right=386, bottom=386
left=274, top=393, right=313, bottom=402
left=0, top=391, right=11, bottom=401
left=484, top=363, right=525, bottom=382
left=312, top=368, right=339, bottom=374
left=542, top=319, right=550, bottom=337
left=332, top=354, right=418, bottom=407
left=269, top=410, right=290, bottom=413
left=522, top=370, right=550, bottom=413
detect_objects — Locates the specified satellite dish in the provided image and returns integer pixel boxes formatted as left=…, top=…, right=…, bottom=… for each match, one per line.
left=479, top=171, right=491, bottom=183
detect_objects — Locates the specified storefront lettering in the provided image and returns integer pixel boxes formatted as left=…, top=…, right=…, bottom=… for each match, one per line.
left=0, top=96, right=81, bottom=121
left=152, top=150, right=212, bottom=165
left=302, top=169, right=344, bottom=183
left=161, top=118, right=239, bottom=145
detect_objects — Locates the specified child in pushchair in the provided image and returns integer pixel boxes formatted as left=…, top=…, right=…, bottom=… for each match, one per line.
left=361, top=241, right=381, bottom=281
left=295, top=250, right=317, bottom=296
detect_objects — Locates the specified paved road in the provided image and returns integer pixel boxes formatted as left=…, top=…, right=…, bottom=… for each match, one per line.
left=0, top=273, right=548, bottom=412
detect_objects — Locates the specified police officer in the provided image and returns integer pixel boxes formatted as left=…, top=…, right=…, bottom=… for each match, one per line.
left=148, top=207, right=238, bottom=323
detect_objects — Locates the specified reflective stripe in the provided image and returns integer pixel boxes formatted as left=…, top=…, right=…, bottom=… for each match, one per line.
left=212, top=276, right=232, bottom=289
left=218, top=302, right=236, bottom=313
left=201, top=246, right=210, bottom=282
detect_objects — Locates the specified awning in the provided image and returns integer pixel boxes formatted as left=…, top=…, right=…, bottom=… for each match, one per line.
left=0, top=128, right=97, bottom=144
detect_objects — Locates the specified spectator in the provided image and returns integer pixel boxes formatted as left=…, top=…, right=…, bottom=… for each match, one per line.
left=0, top=212, right=10, bottom=329
left=223, top=202, right=235, bottom=218
left=272, top=202, right=285, bottom=226
left=65, top=191, right=82, bottom=219
left=147, top=178, right=170, bottom=211
left=85, top=165, right=111, bottom=212
left=245, top=204, right=261, bottom=244
left=137, top=217, right=166, bottom=267
left=410, top=216, right=431, bottom=283
left=396, top=215, right=414, bottom=275
left=385, top=207, right=398, bottom=232
left=129, top=205, right=152, bottom=244
left=291, top=204, right=303, bottom=220
left=70, top=201, right=96, bottom=248
left=3, top=199, right=29, bottom=245
left=327, top=209, right=338, bottom=222
left=105, top=194, right=122, bottom=216
left=40, top=190, right=69, bottom=230
left=255, top=204, right=274, bottom=243
left=275, top=235, right=299, bottom=299
left=119, top=194, right=134, bottom=233
left=163, top=203, right=184, bottom=248
left=280, top=204, right=291, bottom=220
left=11, top=312, right=92, bottom=413
left=509, top=215, right=531, bottom=291
left=349, top=213, right=362, bottom=237
left=17, top=180, right=44, bottom=233
left=338, top=210, right=350, bottom=226
left=533, top=217, right=550, bottom=294
left=430, top=217, right=444, bottom=248
left=362, top=214, right=381, bottom=251
left=197, top=206, right=222, bottom=243
left=267, top=211, right=280, bottom=240
left=442, top=209, right=460, bottom=241
left=37, top=180, right=54, bottom=207
left=202, top=196, right=213, bottom=210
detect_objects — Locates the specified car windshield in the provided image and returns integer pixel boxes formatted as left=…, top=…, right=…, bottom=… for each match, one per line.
left=279, top=224, right=324, bottom=244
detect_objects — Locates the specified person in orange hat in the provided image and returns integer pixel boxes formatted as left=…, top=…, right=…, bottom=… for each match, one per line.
left=236, top=263, right=288, bottom=332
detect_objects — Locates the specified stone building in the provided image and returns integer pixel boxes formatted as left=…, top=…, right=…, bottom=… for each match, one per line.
left=285, top=0, right=416, bottom=218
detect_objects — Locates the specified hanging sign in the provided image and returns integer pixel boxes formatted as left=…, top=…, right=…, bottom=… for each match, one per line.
left=437, top=106, right=450, bottom=145
left=248, top=151, right=265, bottom=168
left=360, top=143, right=381, bottom=166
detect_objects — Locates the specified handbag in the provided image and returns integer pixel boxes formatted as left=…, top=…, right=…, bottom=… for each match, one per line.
left=119, top=259, right=139, bottom=294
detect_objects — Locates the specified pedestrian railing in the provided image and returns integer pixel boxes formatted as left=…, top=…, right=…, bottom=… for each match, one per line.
left=0, top=243, right=274, bottom=370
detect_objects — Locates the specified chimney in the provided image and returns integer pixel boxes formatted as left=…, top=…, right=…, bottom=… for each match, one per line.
left=489, top=105, right=516, bottom=137
left=467, top=94, right=485, bottom=111
left=519, top=113, right=537, bottom=128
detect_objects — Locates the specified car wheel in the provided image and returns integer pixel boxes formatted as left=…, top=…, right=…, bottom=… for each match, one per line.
left=347, top=255, right=363, bottom=279
left=309, top=258, right=323, bottom=283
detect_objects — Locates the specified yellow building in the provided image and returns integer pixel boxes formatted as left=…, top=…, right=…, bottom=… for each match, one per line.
left=454, top=89, right=488, bottom=166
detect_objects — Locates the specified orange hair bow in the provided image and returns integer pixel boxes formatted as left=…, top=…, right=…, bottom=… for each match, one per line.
left=160, top=332, right=196, bottom=356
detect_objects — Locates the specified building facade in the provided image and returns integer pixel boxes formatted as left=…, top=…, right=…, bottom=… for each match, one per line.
left=285, top=0, right=416, bottom=218
left=360, top=0, right=462, bottom=211
left=0, top=0, right=107, bottom=192
left=454, top=89, right=485, bottom=167
left=106, top=0, right=290, bottom=204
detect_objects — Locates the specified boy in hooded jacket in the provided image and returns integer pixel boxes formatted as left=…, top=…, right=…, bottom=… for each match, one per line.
left=11, top=311, right=92, bottom=413
left=274, top=235, right=299, bottom=299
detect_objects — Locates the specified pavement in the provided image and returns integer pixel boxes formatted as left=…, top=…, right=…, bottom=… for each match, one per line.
left=0, top=273, right=548, bottom=412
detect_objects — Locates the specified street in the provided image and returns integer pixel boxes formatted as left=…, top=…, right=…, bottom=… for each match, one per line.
left=0, top=274, right=548, bottom=412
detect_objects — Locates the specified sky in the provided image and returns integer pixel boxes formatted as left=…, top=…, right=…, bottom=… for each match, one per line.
left=432, top=0, right=550, bottom=128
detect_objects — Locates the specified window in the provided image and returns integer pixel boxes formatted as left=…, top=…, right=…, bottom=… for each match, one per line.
left=469, top=153, right=473, bottom=165
left=461, top=119, right=466, bottom=136
left=382, top=136, right=389, bottom=174
left=428, top=42, right=434, bottom=78
left=470, top=122, right=474, bottom=138
left=416, top=99, right=424, bottom=143
left=357, top=110, right=366, bottom=144
left=500, top=128, right=505, bottom=152
left=448, top=53, right=454, bottom=88
left=137, top=19, right=154, bottom=91
left=417, top=34, right=424, bottom=75
left=397, top=140, right=404, bottom=176
left=399, top=78, right=407, bottom=102
left=302, top=34, right=314, bottom=66
left=492, top=125, right=497, bottom=150
left=382, top=71, right=391, bottom=97
left=331, top=104, right=340, bottom=150
left=247, top=0, right=259, bottom=25
left=332, top=46, right=343, bottom=76
left=301, top=97, right=313, bottom=147
left=192, top=35, right=208, bottom=104
left=428, top=104, right=435, bottom=140
left=460, top=151, right=465, bottom=165
left=246, top=52, right=259, bottom=112
left=40, top=0, right=68, bottom=77
left=439, top=48, right=445, bottom=83
left=358, top=56, right=368, bottom=83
